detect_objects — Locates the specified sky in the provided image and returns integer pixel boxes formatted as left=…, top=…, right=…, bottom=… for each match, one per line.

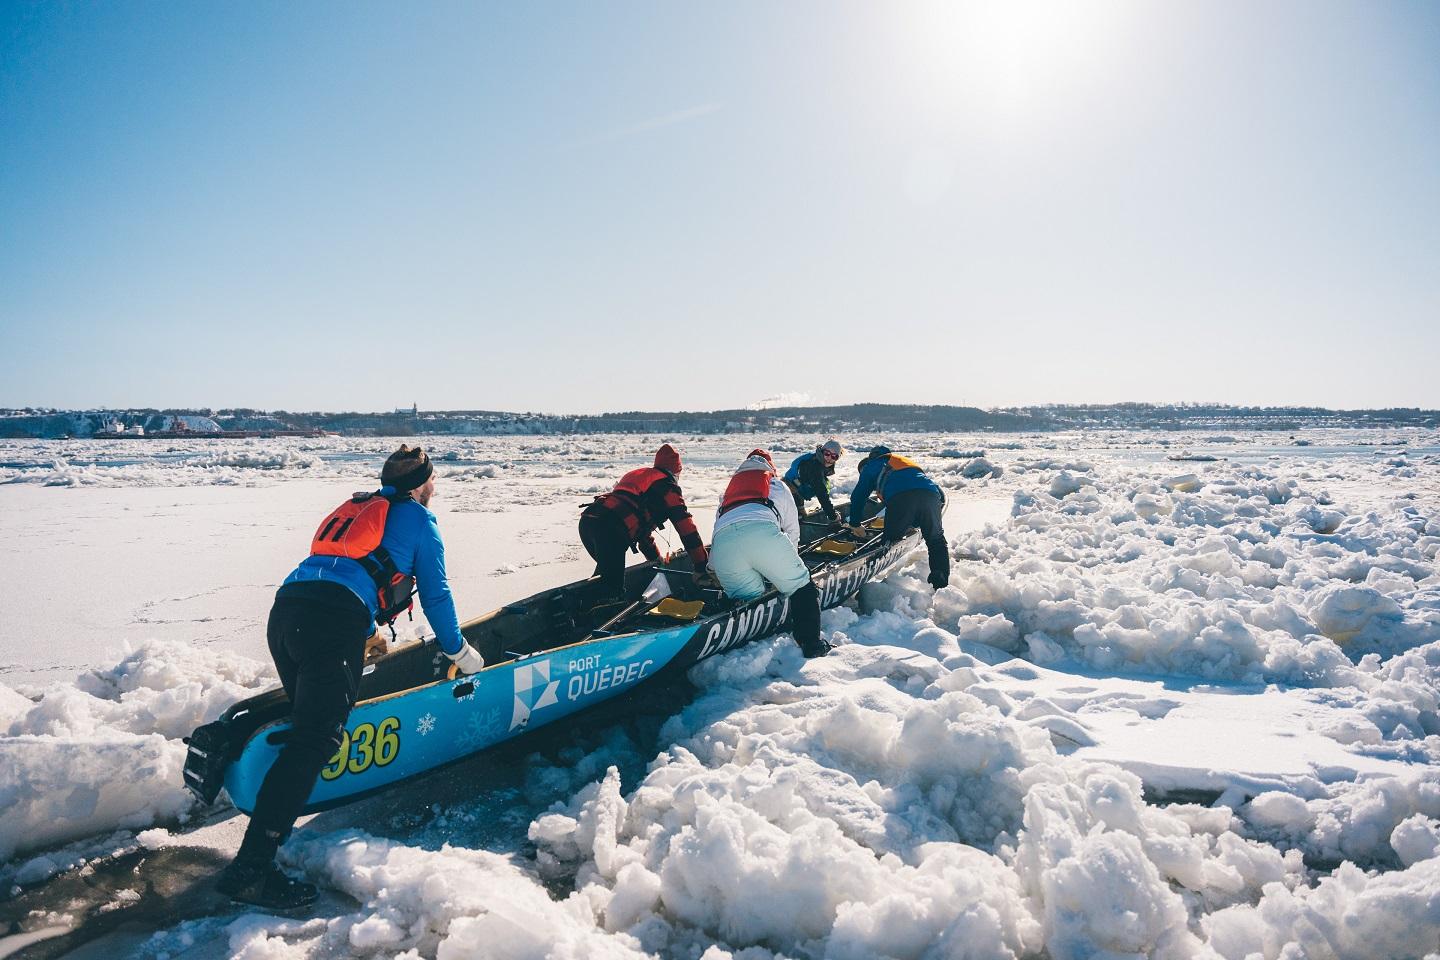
left=1, top=0, right=1437, bottom=414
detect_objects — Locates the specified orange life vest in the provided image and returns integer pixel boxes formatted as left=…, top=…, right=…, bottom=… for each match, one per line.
left=613, top=467, right=667, bottom=498
left=875, top=454, right=922, bottom=500
left=606, top=466, right=670, bottom=531
left=311, top=491, right=415, bottom=626
left=583, top=467, right=673, bottom=543
left=718, top=468, right=776, bottom=518
left=312, top=493, right=390, bottom=559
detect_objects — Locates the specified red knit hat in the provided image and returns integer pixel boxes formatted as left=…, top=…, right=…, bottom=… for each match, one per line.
left=654, top=443, right=682, bottom=474
left=748, top=448, right=775, bottom=469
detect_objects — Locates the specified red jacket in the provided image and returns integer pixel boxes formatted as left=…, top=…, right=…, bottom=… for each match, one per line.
left=587, top=467, right=709, bottom=569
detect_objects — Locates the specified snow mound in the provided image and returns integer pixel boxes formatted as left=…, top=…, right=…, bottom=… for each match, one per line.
left=0, top=640, right=274, bottom=862
left=941, top=460, right=1440, bottom=681
left=518, top=631, right=1310, bottom=959
left=280, top=832, right=650, bottom=958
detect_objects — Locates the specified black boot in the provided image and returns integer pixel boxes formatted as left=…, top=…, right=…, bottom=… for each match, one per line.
left=799, top=637, right=832, bottom=658
left=217, top=858, right=318, bottom=910
left=926, top=535, right=950, bottom=589
left=790, top=581, right=829, bottom=658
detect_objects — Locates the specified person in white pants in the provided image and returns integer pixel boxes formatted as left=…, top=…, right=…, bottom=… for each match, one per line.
left=707, top=449, right=828, bottom=658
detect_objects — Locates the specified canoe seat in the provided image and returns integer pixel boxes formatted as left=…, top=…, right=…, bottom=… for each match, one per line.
left=645, top=597, right=706, bottom=622
left=865, top=516, right=884, bottom=529
left=813, top=538, right=858, bottom=557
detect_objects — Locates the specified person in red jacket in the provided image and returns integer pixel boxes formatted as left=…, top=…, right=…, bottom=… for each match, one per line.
left=579, top=444, right=710, bottom=602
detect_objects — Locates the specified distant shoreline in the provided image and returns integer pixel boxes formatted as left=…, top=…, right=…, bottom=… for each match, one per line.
left=3, top=402, right=1437, bottom=440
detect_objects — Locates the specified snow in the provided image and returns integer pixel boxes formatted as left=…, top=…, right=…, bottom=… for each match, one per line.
left=0, top=639, right=275, bottom=864
left=2, top=430, right=1439, bottom=958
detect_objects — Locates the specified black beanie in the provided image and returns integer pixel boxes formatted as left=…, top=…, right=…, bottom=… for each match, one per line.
left=381, top=445, right=434, bottom=492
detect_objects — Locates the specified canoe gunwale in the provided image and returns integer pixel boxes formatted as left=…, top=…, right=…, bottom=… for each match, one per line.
left=192, top=495, right=941, bottom=812
left=347, top=515, right=912, bottom=708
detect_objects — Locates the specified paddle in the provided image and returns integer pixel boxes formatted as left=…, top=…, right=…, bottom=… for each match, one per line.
left=586, top=571, right=673, bottom=638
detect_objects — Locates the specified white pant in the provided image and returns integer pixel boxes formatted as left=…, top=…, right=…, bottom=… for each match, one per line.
left=709, top=518, right=811, bottom=600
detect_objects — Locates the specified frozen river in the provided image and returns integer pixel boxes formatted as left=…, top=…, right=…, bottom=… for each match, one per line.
left=2, top=429, right=1438, bottom=959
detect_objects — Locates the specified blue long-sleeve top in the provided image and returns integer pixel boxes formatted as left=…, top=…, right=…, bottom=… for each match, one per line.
left=283, top=487, right=465, bottom=655
left=848, top=453, right=941, bottom=525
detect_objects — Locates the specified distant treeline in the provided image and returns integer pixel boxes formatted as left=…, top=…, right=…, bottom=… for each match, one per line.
left=1, top=403, right=1435, bottom=439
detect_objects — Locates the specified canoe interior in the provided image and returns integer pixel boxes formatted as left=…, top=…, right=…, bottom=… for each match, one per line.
left=214, top=496, right=888, bottom=740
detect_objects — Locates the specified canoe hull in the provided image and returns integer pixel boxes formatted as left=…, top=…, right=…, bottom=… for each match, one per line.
left=222, top=623, right=702, bottom=813
left=212, top=517, right=924, bottom=814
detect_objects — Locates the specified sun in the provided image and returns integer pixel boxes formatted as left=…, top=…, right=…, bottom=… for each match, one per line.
left=900, top=0, right=1132, bottom=124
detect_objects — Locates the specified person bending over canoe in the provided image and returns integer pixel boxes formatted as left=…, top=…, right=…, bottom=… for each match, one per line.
left=217, top=445, right=486, bottom=910
left=579, top=443, right=710, bottom=604
left=706, top=449, right=828, bottom=658
left=782, top=438, right=845, bottom=527
left=848, top=445, right=950, bottom=590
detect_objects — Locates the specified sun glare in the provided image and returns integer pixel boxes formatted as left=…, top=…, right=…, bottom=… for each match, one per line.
left=905, top=0, right=1130, bottom=124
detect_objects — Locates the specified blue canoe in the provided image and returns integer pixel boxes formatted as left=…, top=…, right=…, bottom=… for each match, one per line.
left=183, top=497, right=930, bottom=814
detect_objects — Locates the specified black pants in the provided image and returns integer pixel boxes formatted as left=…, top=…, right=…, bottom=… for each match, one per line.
left=883, top=488, right=949, bottom=588
left=579, top=509, right=631, bottom=602
left=238, top=582, right=369, bottom=863
left=789, top=580, right=821, bottom=648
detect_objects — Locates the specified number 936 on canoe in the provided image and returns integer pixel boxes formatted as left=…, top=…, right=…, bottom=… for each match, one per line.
left=321, top=716, right=401, bottom=781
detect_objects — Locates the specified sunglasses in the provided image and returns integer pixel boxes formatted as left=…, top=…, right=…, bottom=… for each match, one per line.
left=822, top=451, right=839, bottom=461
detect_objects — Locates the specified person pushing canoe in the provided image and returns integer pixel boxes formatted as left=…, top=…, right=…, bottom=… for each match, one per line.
left=216, top=445, right=485, bottom=910
left=708, top=449, right=828, bottom=658
left=782, top=438, right=844, bottom=527
left=848, top=445, right=950, bottom=589
left=578, top=443, right=710, bottom=604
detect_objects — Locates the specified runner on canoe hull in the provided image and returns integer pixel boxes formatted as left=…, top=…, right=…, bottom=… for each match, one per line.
left=217, top=445, right=485, bottom=911
left=848, top=445, right=949, bottom=589
left=782, top=439, right=844, bottom=527
left=708, top=449, right=828, bottom=658
left=579, top=443, right=710, bottom=603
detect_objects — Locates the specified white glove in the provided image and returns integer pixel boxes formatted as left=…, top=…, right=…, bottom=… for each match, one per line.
left=445, top=643, right=487, bottom=675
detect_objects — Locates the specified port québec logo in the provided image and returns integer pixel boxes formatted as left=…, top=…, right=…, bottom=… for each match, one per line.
left=510, top=660, right=561, bottom=731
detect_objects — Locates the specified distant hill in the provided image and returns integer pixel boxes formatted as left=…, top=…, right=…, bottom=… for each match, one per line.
left=1, top=403, right=1435, bottom=439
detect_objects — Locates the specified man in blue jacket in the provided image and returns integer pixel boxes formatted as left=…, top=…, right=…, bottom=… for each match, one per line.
left=847, top=445, right=949, bottom=589
left=217, top=445, right=484, bottom=910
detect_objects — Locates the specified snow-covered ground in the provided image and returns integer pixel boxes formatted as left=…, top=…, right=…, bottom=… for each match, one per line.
left=2, top=430, right=1438, bottom=959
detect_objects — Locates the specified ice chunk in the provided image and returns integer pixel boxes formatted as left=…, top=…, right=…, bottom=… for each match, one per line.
left=1162, top=474, right=1201, bottom=493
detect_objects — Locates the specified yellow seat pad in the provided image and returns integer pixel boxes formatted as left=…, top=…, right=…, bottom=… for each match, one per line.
left=645, top=597, right=706, bottom=621
left=865, top=516, right=885, bottom=529
left=813, top=539, right=858, bottom=557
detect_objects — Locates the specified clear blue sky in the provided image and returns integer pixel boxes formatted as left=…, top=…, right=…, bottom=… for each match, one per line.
left=2, top=1, right=1437, bottom=413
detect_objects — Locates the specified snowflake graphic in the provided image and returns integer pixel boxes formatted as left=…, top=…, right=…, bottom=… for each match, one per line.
left=455, top=706, right=506, bottom=751
left=416, top=713, right=437, bottom=737
left=455, top=714, right=489, bottom=750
